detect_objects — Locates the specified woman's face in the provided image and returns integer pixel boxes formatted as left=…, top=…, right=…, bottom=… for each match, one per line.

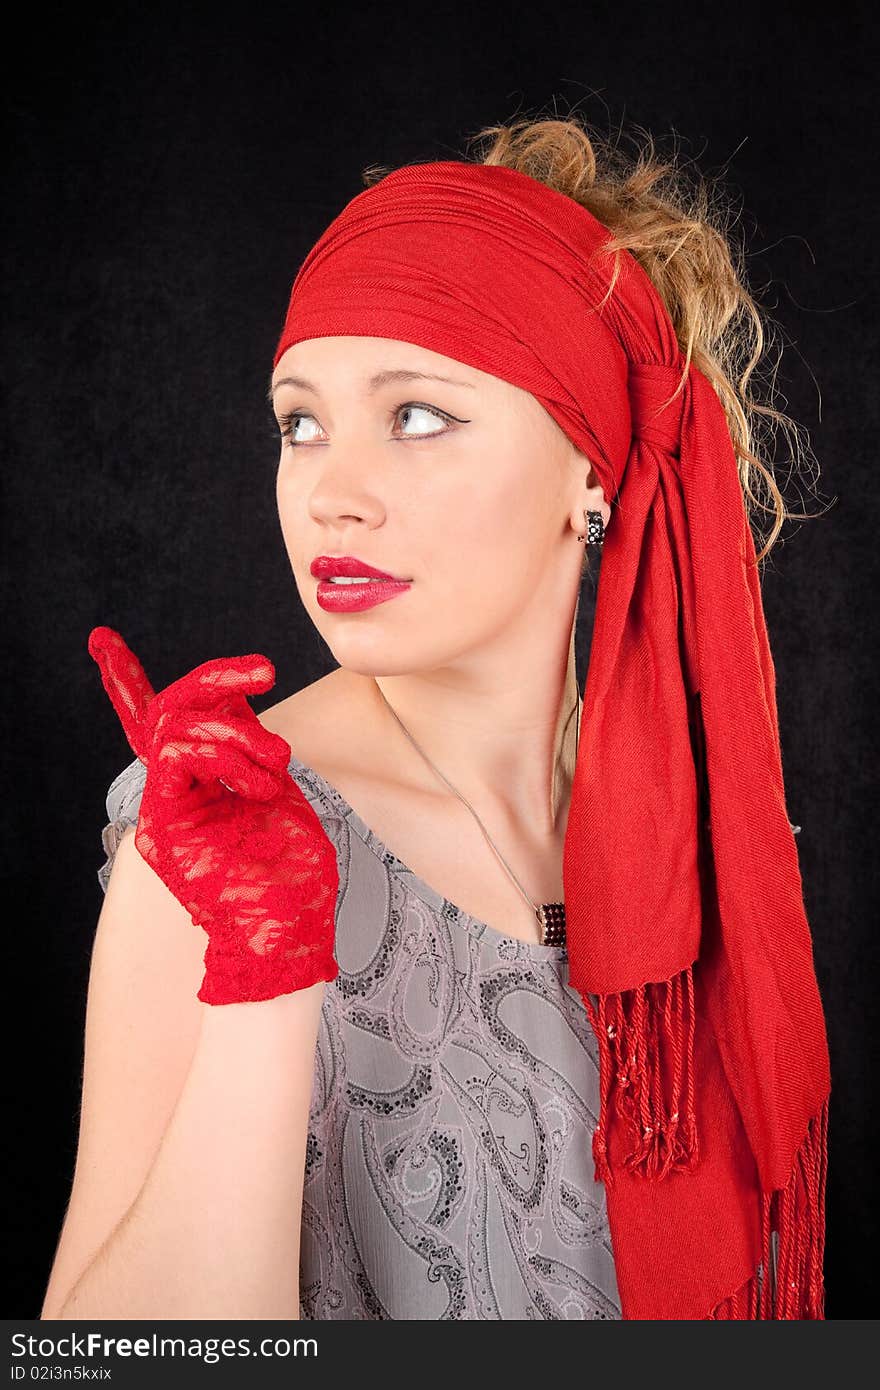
left=270, top=336, right=591, bottom=678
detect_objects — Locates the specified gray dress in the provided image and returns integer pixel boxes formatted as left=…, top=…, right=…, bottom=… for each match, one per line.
left=98, top=752, right=622, bottom=1321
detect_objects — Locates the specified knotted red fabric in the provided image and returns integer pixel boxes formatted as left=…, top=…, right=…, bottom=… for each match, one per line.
left=272, top=159, right=831, bottom=1320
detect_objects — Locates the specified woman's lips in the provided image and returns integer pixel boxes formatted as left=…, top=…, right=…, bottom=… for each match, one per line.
left=315, top=578, right=412, bottom=613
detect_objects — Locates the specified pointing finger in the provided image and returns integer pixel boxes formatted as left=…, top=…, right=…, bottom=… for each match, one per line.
left=88, top=626, right=156, bottom=758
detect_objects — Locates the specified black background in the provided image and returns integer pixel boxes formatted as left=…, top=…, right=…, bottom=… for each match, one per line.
left=4, top=0, right=877, bottom=1319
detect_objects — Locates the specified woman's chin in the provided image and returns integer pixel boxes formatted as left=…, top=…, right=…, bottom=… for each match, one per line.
left=321, top=640, right=419, bottom=679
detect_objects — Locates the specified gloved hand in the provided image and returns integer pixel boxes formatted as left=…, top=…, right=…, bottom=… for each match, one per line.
left=87, top=626, right=339, bottom=1004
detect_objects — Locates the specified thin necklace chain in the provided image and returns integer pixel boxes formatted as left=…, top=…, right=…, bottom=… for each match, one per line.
left=373, top=681, right=565, bottom=927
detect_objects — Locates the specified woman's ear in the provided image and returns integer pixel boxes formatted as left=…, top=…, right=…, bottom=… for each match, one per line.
left=569, top=454, right=612, bottom=535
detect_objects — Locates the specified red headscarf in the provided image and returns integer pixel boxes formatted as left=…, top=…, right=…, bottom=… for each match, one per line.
left=273, top=159, right=831, bottom=1320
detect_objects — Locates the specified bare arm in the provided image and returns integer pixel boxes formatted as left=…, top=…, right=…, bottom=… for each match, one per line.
left=55, top=983, right=323, bottom=1321
left=40, top=820, right=324, bottom=1323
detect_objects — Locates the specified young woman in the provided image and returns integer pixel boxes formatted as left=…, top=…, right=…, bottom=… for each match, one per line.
left=41, top=116, right=830, bottom=1321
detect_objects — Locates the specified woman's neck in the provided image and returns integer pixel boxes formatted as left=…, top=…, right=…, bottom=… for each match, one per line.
left=358, top=649, right=579, bottom=841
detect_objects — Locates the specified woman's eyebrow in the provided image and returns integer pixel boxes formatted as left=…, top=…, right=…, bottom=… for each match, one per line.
left=267, top=368, right=475, bottom=403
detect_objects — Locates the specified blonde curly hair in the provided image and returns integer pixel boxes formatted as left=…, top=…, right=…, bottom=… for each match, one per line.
left=362, top=110, right=832, bottom=571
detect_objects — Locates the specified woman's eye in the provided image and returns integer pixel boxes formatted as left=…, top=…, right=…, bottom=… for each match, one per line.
left=281, top=413, right=322, bottom=446
left=278, top=402, right=456, bottom=448
left=396, top=404, right=449, bottom=436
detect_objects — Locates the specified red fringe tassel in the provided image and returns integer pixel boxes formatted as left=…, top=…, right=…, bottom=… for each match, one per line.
left=582, top=966, right=829, bottom=1319
left=582, top=963, right=699, bottom=1185
left=708, top=1095, right=829, bottom=1320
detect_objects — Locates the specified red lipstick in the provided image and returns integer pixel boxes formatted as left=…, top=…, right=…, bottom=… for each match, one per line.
left=310, top=555, right=413, bottom=613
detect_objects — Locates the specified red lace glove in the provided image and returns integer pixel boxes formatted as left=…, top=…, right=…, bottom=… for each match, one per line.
left=87, top=626, right=339, bottom=1005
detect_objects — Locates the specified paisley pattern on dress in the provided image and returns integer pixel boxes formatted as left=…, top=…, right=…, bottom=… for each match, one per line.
left=99, top=751, right=622, bottom=1320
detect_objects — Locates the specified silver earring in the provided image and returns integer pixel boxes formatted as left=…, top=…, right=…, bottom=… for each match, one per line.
left=576, top=509, right=605, bottom=547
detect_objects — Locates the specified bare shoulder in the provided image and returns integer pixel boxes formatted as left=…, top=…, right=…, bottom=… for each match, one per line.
left=256, top=666, right=344, bottom=735
left=256, top=666, right=376, bottom=777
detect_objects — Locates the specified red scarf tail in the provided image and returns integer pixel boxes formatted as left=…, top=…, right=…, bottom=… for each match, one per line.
left=583, top=969, right=699, bottom=1185
left=583, top=978, right=829, bottom=1319
left=709, top=1095, right=829, bottom=1319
